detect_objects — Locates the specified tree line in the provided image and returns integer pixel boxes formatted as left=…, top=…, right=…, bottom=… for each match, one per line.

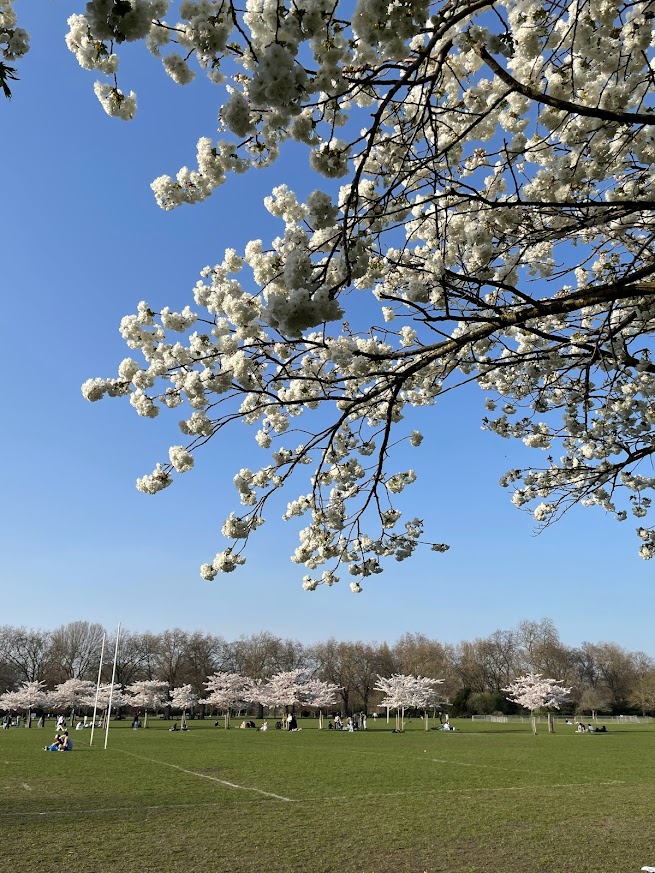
left=2, top=619, right=654, bottom=716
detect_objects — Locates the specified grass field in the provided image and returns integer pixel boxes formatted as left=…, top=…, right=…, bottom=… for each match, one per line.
left=2, top=717, right=655, bottom=872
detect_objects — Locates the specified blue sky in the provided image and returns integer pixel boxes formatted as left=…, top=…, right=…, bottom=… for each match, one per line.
left=1, top=2, right=653, bottom=654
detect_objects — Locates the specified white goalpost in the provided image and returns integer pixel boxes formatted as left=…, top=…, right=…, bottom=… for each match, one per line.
left=104, top=623, right=121, bottom=750
left=89, top=633, right=106, bottom=747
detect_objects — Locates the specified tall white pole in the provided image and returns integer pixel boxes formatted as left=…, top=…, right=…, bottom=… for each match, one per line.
left=104, top=624, right=121, bottom=750
left=89, top=634, right=106, bottom=747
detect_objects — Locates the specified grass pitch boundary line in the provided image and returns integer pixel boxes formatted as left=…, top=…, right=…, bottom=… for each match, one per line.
left=431, top=776, right=625, bottom=792
left=0, top=779, right=629, bottom=820
left=321, top=779, right=626, bottom=802
left=0, top=801, right=229, bottom=820
left=431, top=757, right=550, bottom=770
left=118, top=749, right=296, bottom=802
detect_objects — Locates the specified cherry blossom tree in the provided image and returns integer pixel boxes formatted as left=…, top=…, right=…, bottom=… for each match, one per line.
left=504, top=672, right=571, bottom=734
left=81, top=682, right=127, bottom=726
left=125, top=679, right=169, bottom=728
left=170, top=683, right=198, bottom=726
left=299, top=677, right=341, bottom=729
left=48, top=679, right=97, bottom=726
left=0, top=680, right=47, bottom=727
left=10, top=0, right=655, bottom=590
left=405, top=675, right=446, bottom=731
left=375, top=673, right=443, bottom=731
left=245, top=669, right=305, bottom=725
left=244, top=669, right=340, bottom=726
left=204, top=672, right=251, bottom=729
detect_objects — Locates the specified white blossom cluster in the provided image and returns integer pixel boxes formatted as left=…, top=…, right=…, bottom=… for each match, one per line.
left=48, top=679, right=97, bottom=712
left=124, top=679, right=169, bottom=711
left=504, top=672, right=572, bottom=713
left=169, top=683, right=198, bottom=712
left=85, top=682, right=126, bottom=710
left=46, top=0, right=655, bottom=585
left=0, top=1, right=28, bottom=61
left=0, top=0, right=28, bottom=98
left=0, top=680, right=47, bottom=713
left=374, top=673, right=445, bottom=713
left=203, top=672, right=253, bottom=711
left=244, top=668, right=306, bottom=709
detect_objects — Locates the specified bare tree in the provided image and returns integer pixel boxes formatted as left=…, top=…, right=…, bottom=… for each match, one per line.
left=49, top=622, right=105, bottom=682
left=156, top=628, right=190, bottom=688
left=517, top=619, right=576, bottom=682
left=0, top=626, right=51, bottom=684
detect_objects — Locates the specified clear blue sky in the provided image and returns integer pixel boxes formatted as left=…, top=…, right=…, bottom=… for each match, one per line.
left=1, top=2, right=652, bottom=654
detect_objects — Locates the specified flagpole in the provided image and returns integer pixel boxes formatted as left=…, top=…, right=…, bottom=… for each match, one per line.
left=89, top=633, right=106, bottom=747
left=104, top=623, right=121, bottom=750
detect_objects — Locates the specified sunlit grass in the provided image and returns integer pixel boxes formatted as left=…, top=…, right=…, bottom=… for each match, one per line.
left=3, top=717, right=655, bottom=871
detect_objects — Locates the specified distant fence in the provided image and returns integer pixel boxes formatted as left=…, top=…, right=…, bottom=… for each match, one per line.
left=471, top=714, right=653, bottom=724
left=471, top=715, right=509, bottom=723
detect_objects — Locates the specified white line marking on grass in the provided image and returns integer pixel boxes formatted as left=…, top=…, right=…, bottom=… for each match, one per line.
left=432, top=758, right=512, bottom=768
left=431, top=758, right=624, bottom=783
left=0, top=801, right=248, bottom=820
left=117, top=750, right=296, bottom=802
left=0, top=780, right=630, bottom=819
left=322, top=780, right=626, bottom=802
left=454, top=780, right=625, bottom=793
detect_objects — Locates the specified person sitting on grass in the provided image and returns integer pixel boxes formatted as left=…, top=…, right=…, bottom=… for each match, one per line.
left=44, top=731, right=72, bottom=751
left=44, top=733, right=62, bottom=751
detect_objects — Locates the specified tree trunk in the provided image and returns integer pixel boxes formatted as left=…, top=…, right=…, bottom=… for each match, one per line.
left=547, top=711, right=554, bottom=733
left=531, top=715, right=537, bottom=735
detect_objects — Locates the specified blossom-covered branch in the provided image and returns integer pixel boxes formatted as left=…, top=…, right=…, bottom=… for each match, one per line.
left=0, top=1, right=28, bottom=98
left=16, top=0, right=653, bottom=589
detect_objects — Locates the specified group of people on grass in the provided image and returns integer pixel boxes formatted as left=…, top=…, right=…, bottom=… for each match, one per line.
left=566, top=718, right=608, bottom=732
left=576, top=722, right=607, bottom=733
left=328, top=713, right=367, bottom=731
left=233, top=716, right=299, bottom=730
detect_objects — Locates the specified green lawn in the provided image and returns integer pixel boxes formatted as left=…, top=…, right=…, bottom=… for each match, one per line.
left=3, top=718, right=655, bottom=871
